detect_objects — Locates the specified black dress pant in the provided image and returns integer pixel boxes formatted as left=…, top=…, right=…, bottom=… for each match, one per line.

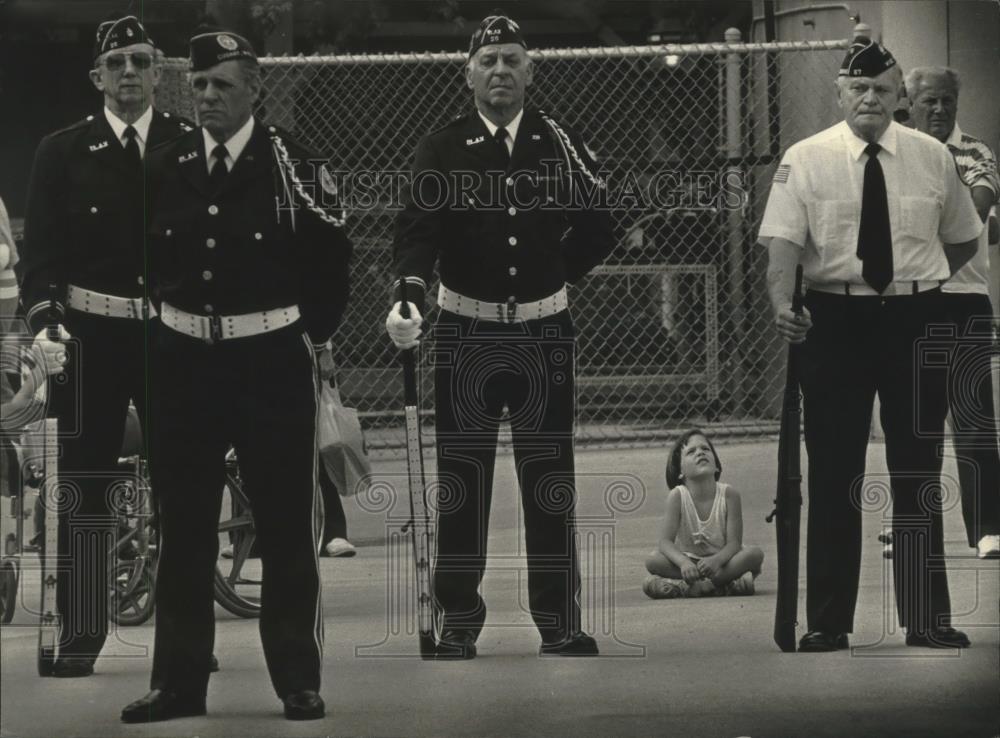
left=149, top=323, right=322, bottom=699
left=800, top=289, right=952, bottom=634
left=943, top=292, right=1000, bottom=545
left=51, top=309, right=150, bottom=660
left=431, top=310, right=582, bottom=644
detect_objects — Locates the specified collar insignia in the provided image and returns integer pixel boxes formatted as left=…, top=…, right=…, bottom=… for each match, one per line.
left=466, top=135, right=485, bottom=146
left=178, top=150, right=198, bottom=163
left=89, top=140, right=109, bottom=152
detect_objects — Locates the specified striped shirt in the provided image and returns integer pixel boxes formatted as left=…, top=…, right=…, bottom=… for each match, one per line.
left=942, top=123, right=998, bottom=295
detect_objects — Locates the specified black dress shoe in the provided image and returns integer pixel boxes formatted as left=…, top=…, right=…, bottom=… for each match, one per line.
left=51, top=659, right=94, bottom=678
left=209, top=654, right=220, bottom=672
left=905, top=627, right=971, bottom=649
left=798, top=631, right=849, bottom=652
left=435, top=630, right=477, bottom=660
left=283, top=690, right=325, bottom=720
left=121, top=689, right=206, bottom=723
left=539, top=632, right=599, bottom=657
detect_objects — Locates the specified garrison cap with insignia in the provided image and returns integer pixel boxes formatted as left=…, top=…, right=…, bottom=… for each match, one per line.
left=838, top=37, right=897, bottom=78
left=469, top=12, right=526, bottom=57
left=93, top=15, right=153, bottom=60
left=189, top=27, right=258, bottom=71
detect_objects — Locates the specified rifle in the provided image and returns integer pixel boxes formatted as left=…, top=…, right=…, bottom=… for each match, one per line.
left=38, top=283, right=62, bottom=676
left=398, top=279, right=438, bottom=659
left=767, top=265, right=804, bottom=653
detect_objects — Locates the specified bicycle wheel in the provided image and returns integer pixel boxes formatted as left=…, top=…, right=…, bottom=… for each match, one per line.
left=214, top=460, right=262, bottom=618
left=109, top=558, right=155, bottom=626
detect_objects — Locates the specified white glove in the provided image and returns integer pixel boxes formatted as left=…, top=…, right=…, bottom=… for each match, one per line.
left=32, top=325, right=72, bottom=373
left=385, top=301, right=422, bottom=350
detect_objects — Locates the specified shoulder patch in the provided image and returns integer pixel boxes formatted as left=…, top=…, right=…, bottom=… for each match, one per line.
left=320, top=164, right=338, bottom=197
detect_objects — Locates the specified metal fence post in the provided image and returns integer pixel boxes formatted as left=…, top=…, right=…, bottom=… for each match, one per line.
left=723, top=27, right=747, bottom=417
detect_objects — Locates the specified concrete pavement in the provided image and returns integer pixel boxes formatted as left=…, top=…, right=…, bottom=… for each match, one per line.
left=1, top=442, right=997, bottom=737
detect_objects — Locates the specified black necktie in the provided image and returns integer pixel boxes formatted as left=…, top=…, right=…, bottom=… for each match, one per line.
left=123, top=125, right=142, bottom=176
left=210, top=144, right=229, bottom=192
left=857, top=143, right=893, bottom=293
left=494, top=127, right=510, bottom=165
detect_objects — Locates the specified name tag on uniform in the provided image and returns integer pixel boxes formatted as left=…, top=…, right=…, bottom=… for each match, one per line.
left=466, top=136, right=485, bottom=146
left=178, top=150, right=198, bottom=163
left=89, top=141, right=109, bottom=152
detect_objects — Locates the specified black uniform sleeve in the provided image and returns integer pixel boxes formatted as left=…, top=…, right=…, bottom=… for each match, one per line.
left=559, top=127, right=615, bottom=284
left=390, top=134, right=445, bottom=311
left=21, top=134, right=68, bottom=333
left=296, top=162, right=354, bottom=347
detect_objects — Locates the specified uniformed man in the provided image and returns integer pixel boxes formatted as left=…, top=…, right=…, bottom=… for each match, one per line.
left=386, top=13, right=614, bottom=658
left=20, top=15, right=192, bottom=678
left=906, top=66, right=1000, bottom=560
left=120, top=29, right=351, bottom=722
left=759, top=39, right=983, bottom=651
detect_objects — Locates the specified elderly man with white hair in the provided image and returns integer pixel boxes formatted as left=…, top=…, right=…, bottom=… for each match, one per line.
left=906, top=65, right=1000, bottom=560
left=759, top=38, right=983, bottom=652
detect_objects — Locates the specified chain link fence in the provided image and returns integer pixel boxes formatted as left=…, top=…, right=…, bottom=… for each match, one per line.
left=157, top=32, right=849, bottom=452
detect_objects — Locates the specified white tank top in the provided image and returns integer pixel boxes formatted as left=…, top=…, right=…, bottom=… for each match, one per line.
left=675, top=482, right=729, bottom=557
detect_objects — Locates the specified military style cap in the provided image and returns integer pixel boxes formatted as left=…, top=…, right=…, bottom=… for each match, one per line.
left=189, top=28, right=258, bottom=71
left=838, top=37, right=897, bottom=78
left=468, top=13, right=527, bottom=57
left=93, top=16, right=153, bottom=60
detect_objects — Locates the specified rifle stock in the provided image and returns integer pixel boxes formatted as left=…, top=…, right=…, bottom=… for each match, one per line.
left=398, top=279, right=438, bottom=659
left=770, top=265, right=804, bottom=652
left=38, top=283, right=61, bottom=675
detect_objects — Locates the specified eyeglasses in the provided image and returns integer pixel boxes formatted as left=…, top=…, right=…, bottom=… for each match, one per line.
left=100, top=52, right=155, bottom=71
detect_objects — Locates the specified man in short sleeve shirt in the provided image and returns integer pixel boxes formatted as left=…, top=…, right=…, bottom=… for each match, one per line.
left=906, top=65, right=1000, bottom=560
left=759, top=39, right=982, bottom=652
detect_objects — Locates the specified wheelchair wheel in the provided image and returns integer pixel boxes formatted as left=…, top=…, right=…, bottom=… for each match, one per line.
left=214, top=461, right=262, bottom=618
left=0, top=559, right=19, bottom=624
left=109, top=558, right=155, bottom=626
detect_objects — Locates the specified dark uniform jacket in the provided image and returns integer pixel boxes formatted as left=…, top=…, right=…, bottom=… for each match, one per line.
left=21, top=109, right=192, bottom=332
left=146, top=119, right=352, bottom=345
left=393, top=106, right=615, bottom=309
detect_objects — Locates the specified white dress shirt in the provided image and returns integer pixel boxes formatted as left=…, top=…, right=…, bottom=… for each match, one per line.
left=104, top=106, right=153, bottom=158
left=477, top=108, right=524, bottom=156
left=202, top=116, right=255, bottom=174
left=758, top=120, right=983, bottom=286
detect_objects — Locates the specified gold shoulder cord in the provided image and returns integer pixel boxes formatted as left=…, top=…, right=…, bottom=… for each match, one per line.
left=538, top=112, right=606, bottom=190
left=270, top=132, right=347, bottom=231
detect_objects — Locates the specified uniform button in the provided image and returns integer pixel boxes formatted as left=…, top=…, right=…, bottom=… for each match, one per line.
left=254, top=232, right=263, bottom=240
left=208, top=205, right=219, bottom=215
left=508, top=236, right=517, bottom=246
left=136, top=276, right=144, bottom=286
left=508, top=267, right=517, bottom=276
left=507, top=295, right=516, bottom=304
left=202, top=270, right=213, bottom=281
left=508, top=206, right=516, bottom=216
left=206, top=238, right=216, bottom=248
left=506, top=177, right=514, bottom=186
left=165, top=228, right=172, bottom=236
left=204, top=304, right=214, bottom=314
left=90, top=206, right=98, bottom=214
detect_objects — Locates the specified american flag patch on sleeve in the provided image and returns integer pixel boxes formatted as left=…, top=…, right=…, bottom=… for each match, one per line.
left=773, top=164, right=791, bottom=183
